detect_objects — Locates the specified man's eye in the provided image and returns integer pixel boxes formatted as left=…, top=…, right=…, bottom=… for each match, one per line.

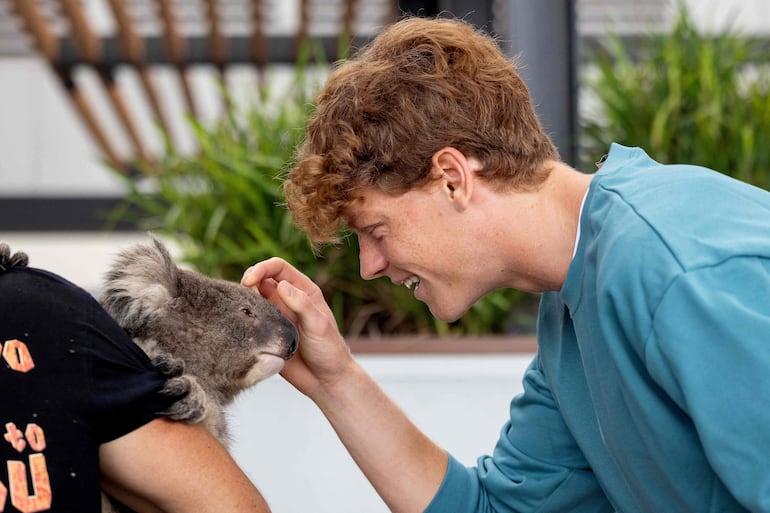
left=367, top=227, right=385, bottom=241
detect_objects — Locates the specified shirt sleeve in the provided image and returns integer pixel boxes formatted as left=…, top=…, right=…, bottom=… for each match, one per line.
left=79, top=293, right=180, bottom=443
left=424, top=357, right=613, bottom=513
left=646, top=257, right=770, bottom=512
left=1, top=265, right=178, bottom=442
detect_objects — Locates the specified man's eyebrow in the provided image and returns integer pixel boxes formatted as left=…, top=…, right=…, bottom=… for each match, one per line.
left=347, top=217, right=382, bottom=234
left=345, top=211, right=373, bottom=231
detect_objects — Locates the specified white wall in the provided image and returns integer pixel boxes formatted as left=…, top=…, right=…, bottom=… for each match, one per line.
left=230, top=354, right=531, bottom=513
left=0, top=59, right=128, bottom=195
left=684, top=0, right=770, bottom=35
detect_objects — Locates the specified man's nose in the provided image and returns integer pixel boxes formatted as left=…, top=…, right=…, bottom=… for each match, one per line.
left=358, top=238, right=387, bottom=280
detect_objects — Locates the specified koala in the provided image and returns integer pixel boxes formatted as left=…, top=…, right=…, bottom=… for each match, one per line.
left=99, top=236, right=298, bottom=443
left=98, top=237, right=298, bottom=513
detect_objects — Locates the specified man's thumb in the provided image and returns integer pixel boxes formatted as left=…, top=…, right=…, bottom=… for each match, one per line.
left=276, top=280, right=299, bottom=307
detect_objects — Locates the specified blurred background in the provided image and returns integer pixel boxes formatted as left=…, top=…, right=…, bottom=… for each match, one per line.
left=1, top=0, right=769, bottom=511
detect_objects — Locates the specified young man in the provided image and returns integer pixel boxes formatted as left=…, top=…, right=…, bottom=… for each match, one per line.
left=242, top=16, right=770, bottom=513
left=0, top=244, right=272, bottom=513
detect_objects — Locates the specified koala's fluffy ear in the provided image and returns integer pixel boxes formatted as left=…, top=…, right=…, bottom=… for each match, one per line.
left=0, top=243, right=29, bottom=272
left=100, top=236, right=179, bottom=333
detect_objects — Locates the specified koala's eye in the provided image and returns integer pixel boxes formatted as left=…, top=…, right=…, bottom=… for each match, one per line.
left=240, top=307, right=257, bottom=318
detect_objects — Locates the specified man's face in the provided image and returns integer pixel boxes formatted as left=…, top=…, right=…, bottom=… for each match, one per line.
left=346, top=184, right=489, bottom=322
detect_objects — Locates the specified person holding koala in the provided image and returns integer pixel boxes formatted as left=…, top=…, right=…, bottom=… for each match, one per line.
left=0, top=244, right=272, bottom=513
left=242, top=15, right=770, bottom=513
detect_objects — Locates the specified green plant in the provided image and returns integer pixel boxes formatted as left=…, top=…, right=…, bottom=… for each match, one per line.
left=116, top=73, right=317, bottom=276
left=580, top=3, right=770, bottom=188
left=113, top=66, right=539, bottom=337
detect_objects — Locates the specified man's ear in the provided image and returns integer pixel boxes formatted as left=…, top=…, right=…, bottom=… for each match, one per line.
left=431, top=147, right=475, bottom=210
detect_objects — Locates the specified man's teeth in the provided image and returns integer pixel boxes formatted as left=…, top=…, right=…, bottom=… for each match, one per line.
left=403, top=277, right=420, bottom=290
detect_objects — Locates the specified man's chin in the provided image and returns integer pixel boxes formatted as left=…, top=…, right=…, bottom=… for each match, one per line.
left=423, top=289, right=488, bottom=323
left=425, top=301, right=470, bottom=324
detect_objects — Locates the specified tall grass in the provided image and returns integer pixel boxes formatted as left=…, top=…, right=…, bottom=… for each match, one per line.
left=580, top=4, right=770, bottom=187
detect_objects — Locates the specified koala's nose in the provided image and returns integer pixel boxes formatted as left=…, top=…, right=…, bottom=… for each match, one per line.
left=283, top=323, right=299, bottom=359
left=287, top=337, right=298, bottom=358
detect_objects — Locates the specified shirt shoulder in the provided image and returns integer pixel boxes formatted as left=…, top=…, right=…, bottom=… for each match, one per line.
left=587, top=144, right=770, bottom=272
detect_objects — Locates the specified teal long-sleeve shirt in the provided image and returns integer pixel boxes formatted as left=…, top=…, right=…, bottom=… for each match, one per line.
left=425, top=144, right=770, bottom=513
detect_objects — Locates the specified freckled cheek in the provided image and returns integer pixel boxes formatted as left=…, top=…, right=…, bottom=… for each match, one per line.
left=383, top=238, right=411, bottom=262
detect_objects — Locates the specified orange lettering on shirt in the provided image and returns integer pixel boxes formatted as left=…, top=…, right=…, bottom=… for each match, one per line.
left=24, top=425, right=45, bottom=453
left=0, top=479, right=7, bottom=511
left=2, top=340, right=35, bottom=373
left=3, top=423, right=26, bottom=453
left=8, top=454, right=52, bottom=513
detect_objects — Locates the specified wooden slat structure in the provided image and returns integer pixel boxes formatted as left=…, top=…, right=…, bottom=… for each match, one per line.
left=2, top=0, right=398, bottom=172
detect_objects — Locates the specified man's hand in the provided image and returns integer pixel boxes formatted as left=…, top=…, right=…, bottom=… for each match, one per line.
left=241, top=257, right=355, bottom=400
left=242, top=258, right=447, bottom=513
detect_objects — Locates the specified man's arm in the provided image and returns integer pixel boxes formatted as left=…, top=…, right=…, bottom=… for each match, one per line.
left=99, top=417, right=271, bottom=513
left=242, top=258, right=447, bottom=513
left=313, top=358, right=449, bottom=513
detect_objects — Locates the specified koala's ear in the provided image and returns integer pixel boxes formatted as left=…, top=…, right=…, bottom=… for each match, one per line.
left=100, top=235, right=180, bottom=332
left=0, top=243, right=29, bottom=272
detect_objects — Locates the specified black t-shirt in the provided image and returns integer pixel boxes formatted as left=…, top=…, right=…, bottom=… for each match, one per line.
left=0, top=265, right=176, bottom=513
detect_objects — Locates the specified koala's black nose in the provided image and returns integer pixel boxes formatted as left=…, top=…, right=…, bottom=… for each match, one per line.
left=284, top=323, right=299, bottom=359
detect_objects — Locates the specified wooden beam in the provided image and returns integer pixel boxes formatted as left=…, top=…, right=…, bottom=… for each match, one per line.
left=107, top=0, right=145, bottom=62
left=107, top=0, right=176, bottom=147
left=57, top=0, right=153, bottom=166
left=204, top=0, right=227, bottom=68
left=249, top=0, right=267, bottom=69
left=54, top=67, right=124, bottom=170
left=58, top=0, right=102, bottom=62
left=50, top=35, right=375, bottom=66
left=155, top=0, right=198, bottom=119
left=8, top=0, right=59, bottom=60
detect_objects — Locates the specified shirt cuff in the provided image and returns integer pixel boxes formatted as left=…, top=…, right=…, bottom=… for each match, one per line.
left=423, top=453, right=481, bottom=513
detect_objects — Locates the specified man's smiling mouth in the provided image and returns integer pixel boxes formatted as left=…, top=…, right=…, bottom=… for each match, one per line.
left=402, top=276, right=420, bottom=290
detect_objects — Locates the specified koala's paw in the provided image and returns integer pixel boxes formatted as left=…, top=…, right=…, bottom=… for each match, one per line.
left=151, top=352, right=185, bottom=378
left=158, top=374, right=208, bottom=424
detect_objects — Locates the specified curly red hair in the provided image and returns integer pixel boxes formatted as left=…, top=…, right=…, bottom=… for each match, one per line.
left=285, top=16, right=559, bottom=245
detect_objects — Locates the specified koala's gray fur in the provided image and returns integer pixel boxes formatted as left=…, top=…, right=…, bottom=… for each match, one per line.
left=99, top=237, right=298, bottom=443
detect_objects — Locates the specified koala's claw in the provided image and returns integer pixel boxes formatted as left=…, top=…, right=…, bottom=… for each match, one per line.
left=159, top=374, right=208, bottom=424
left=160, top=374, right=191, bottom=397
left=152, top=352, right=185, bottom=377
